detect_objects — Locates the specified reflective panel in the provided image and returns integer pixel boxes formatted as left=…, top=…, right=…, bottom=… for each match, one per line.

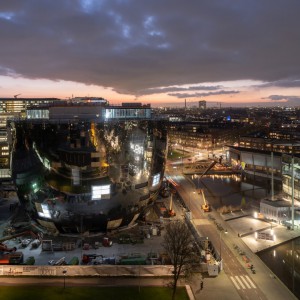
left=11, top=120, right=167, bottom=233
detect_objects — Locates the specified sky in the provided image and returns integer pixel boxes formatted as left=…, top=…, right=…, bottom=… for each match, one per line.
left=1, top=0, right=300, bottom=107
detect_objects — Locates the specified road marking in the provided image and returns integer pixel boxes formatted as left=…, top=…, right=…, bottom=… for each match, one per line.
left=245, top=275, right=256, bottom=288
left=230, top=275, right=257, bottom=291
left=240, top=276, right=251, bottom=289
left=230, top=276, right=241, bottom=290
left=235, top=276, right=246, bottom=289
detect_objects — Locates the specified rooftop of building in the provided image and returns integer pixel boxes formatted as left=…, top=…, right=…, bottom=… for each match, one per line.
left=260, top=198, right=294, bottom=207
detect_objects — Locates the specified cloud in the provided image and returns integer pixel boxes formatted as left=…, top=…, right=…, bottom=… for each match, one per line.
left=257, top=78, right=300, bottom=88
left=169, top=90, right=239, bottom=99
left=263, top=95, right=300, bottom=104
left=0, top=66, right=19, bottom=78
left=1, top=1, right=300, bottom=95
left=136, top=84, right=222, bottom=95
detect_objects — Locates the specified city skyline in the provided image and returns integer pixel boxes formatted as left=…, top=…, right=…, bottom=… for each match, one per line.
left=1, top=1, right=300, bottom=107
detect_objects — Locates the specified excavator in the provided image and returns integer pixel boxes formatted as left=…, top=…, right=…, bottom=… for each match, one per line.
left=199, top=189, right=211, bottom=212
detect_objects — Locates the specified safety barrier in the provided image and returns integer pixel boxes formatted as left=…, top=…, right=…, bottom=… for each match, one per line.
left=0, top=264, right=174, bottom=277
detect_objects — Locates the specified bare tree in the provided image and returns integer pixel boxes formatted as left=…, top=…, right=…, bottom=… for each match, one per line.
left=162, top=220, right=197, bottom=300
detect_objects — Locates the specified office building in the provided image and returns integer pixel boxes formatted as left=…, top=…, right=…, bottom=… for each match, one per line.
left=0, top=97, right=62, bottom=179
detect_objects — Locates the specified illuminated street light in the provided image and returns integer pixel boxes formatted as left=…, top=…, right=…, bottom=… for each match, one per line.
left=219, top=229, right=228, bottom=271
left=62, top=269, right=67, bottom=289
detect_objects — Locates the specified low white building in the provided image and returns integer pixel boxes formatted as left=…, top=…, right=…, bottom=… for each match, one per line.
left=260, top=199, right=291, bottom=223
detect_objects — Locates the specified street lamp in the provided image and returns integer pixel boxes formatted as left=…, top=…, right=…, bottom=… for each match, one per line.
left=62, top=269, right=67, bottom=289
left=195, top=174, right=200, bottom=189
left=219, top=229, right=228, bottom=271
left=181, top=144, right=184, bottom=172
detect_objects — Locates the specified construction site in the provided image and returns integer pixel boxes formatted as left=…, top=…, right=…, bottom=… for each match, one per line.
left=0, top=186, right=217, bottom=276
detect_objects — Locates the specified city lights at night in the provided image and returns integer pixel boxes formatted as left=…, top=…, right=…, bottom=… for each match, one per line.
left=1, top=1, right=300, bottom=300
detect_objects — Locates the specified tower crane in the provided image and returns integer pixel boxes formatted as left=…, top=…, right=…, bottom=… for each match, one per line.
left=14, top=94, right=21, bottom=99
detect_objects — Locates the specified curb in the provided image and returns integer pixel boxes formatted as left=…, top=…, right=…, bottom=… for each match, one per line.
left=185, top=284, right=195, bottom=300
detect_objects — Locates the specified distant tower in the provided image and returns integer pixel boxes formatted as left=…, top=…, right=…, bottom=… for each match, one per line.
left=185, top=99, right=187, bottom=110
left=199, top=100, right=206, bottom=110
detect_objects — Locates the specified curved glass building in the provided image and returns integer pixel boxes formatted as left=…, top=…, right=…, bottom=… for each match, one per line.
left=10, top=101, right=167, bottom=234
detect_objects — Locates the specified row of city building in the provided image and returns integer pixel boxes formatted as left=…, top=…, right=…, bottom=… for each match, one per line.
left=157, top=104, right=300, bottom=225
left=0, top=96, right=299, bottom=232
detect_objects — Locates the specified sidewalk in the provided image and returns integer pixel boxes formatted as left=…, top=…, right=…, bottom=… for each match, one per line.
left=209, top=209, right=297, bottom=300
left=189, top=272, right=241, bottom=300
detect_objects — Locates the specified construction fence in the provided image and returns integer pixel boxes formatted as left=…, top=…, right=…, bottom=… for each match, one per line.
left=0, top=265, right=174, bottom=277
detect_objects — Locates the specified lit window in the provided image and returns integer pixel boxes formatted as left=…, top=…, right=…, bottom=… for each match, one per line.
left=152, top=173, right=161, bottom=186
left=92, top=185, right=111, bottom=200
left=38, top=204, right=51, bottom=219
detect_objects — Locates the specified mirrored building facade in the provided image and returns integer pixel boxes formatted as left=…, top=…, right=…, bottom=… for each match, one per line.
left=10, top=102, right=167, bottom=234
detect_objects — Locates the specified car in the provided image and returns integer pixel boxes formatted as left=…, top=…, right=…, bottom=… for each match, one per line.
left=91, top=256, right=103, bottom=265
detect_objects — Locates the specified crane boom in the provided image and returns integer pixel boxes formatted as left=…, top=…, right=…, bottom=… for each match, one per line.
left=200, top=189, right=211, bottom=212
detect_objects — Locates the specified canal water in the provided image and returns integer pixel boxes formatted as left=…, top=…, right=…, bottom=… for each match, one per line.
left=191, top=173, right=300, bottom=299
left=258, top=239, right=300, bottom=299
left=191, top=173, right=280, bottom=212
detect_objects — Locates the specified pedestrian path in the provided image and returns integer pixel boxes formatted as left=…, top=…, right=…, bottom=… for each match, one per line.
left=230, top=275, right=256, bottom=290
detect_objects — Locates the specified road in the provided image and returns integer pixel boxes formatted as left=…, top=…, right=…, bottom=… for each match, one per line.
left=165, top=160, right=296, bottom=300
left=0, top=158, right=297, bottom=299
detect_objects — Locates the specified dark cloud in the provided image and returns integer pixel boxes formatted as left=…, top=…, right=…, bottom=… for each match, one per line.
left=0, top=0, right=300, bottom=96
left=264, top=95, right=288, bottom=101
left=137, top=85, right=222, bottom=95
left=257, top=78, right=300, bottom=88
left=169, top=90, right=239, bottom=99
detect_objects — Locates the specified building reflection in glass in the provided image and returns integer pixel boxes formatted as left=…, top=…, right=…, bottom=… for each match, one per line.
left=11, top=119, right=167, bottom=234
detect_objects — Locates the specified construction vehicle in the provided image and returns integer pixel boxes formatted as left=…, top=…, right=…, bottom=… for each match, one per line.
left=68, top=256, right=79, bottom=265
left=167, top=192, right=176, bottom=217
left=0, top=243, right=17, bottom=253
left=0, top=230, right=41, bottom=245
left=82, top=253, right=99, bottom=264
left=0, top=230, right=41, bottom=265
left=91, top=255, right=103, bottom=265
left=0, top=252, right=23, bottom=265
left=200, top=189, right=211, bottom=212
left=0, top=230, right=40, bottom=254
left=48, top=257, right=66, bottom=266
left=23, top=256, right=35, bottom=265
left=102, top=237, right=113, bottom=247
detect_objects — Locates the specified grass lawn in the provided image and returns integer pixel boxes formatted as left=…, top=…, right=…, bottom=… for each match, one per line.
left=0, top=286, right=189, bottom=300
left=168, top=150, right=188, bottom=160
